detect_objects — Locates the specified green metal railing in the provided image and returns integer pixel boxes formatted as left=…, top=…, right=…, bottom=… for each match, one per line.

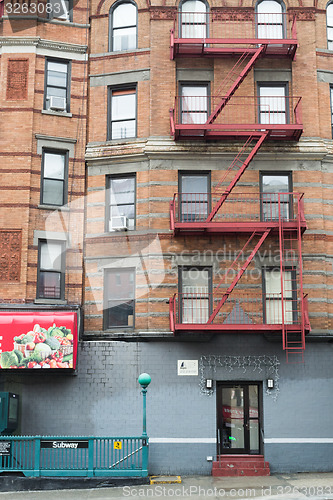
left=0, top=436, right=148, bottom=477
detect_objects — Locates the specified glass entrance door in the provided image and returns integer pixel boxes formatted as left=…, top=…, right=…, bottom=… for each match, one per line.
left=216, top=383, right=261, bottom=454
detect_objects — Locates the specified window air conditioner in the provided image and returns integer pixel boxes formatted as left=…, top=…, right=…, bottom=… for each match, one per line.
left=109, top=216, right=129, bottom=231
left=49, top=96, right=66, bottom=111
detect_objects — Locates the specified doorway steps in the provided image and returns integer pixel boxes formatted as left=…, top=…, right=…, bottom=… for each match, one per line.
left=212, top=455, right=270, bottom=476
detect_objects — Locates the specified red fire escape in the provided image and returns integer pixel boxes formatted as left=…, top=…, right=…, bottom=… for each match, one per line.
left=169, top=11, right=310, bottom=362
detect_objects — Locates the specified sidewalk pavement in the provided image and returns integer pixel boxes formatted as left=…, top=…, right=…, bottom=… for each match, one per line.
left=1, top=472, right=333, bottom=500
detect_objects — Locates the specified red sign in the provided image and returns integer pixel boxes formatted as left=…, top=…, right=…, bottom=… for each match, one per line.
left=0, top=312, right=77, bottom=370
left=222, top=405, right=259, bottom=420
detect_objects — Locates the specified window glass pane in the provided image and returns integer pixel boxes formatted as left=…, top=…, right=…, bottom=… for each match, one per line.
left=181, top=0, right=207, bottom=13
left=110, top=177, right=135, bottom=204
left=49, top=0, right=70, bottom=19
left=181, top=86, right=208, bottom=124
left=107, top=301, right=134, bottom=327
left=112, top=93, right=136, bottom=121
left=262, top=175, right=289, bottom=193
left=40, top=271, right=61, bottom=298
left=327, top=4, right=333, bottom=26
left=44, top=153, right=65, bottom=179
left=43, top=179, right=64, bottom=206
left=110, top=204, right=135, bottom=220
left=181, top=1, right=207, bottom=39
left=182, top=268, right=209, bottom=290
left=40, top=242, right=62, bottom=271
left=257, top=0, right=282, bottom=14
left=47, top=87, right=67, bottom=99
left=113, top=3, right=136, bottom=28
left=112, top=120, right=136, bottom=139
left=47, top=63, right=67, bottom=87
left=182, top=175, right=208, bottom=193
left=328, top=27, right=333, bottom=39
left=106, top=270, right=135, bottom=299
left=113, top=27, right=137, bottom=51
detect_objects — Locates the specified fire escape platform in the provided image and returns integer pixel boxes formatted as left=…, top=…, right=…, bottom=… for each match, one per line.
left=171, top=38, right=297, bottom=59
left=173, top=221, right=307, bottom=235
left=173, top=124, right=303, bottom=141
left=173, top=323, right=309, bottom=334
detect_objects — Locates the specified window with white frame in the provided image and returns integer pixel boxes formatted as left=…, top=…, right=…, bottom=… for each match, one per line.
left=110, top=1, right=137, bottom=52
left=45, top=59, right=70, bottom=112
left=256, top=0, right=285, bottom=39
left=37, top=240, right=65, bottom=299
left=109, top=87, right=136, bottom=139
left=180, top=84, right=208, bottom=124
left=108, top=175, right=135, bottom=231
left=104, top=268, right=135, bottom=328
left=179, top=0, right=208, bottom=38
left=327, top=3, right=333, bottom=50
left=41, top=150, right=67, bottom=207
left=258, top=83, right=288, bottom=125
left=263, top=268, right=296, bottom=324
left=179, top=266, right=212, bottom=323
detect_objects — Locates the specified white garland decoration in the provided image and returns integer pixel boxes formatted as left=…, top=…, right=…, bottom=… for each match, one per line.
left=199, top=355, right=280, bottom=401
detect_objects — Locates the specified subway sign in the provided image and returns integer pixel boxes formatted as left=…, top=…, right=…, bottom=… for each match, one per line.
left=0, top=311, right=77, bottom=370
left=41, top=441, right=88, bottom=449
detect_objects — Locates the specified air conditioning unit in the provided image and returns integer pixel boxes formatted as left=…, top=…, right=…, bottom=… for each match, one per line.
left=109, top=216, right=129, bottom=231
left=49, top=96, right=66, bottom=111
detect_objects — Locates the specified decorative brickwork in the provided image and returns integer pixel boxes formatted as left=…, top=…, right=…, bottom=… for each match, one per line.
left=6, top=59, right=29, bottom=100
left=0, top=230, right=21, bottom=282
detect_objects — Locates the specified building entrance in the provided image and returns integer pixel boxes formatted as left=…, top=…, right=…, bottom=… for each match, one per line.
left=216, top=383, right=262, bottom=454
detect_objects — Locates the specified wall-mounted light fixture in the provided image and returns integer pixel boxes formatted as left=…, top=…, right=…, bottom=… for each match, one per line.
left=266, top=378, right=274, bottom=389
left=206, top=379, right=213, bottom=390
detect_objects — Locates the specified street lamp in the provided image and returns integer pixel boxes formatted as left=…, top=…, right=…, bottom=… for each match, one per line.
left=138, top=373, right=151, bottom=476
left=138, top=373, right=151, bottom=438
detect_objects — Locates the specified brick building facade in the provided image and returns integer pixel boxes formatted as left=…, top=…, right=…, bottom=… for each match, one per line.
left=0, top=0, right=332, bottom=475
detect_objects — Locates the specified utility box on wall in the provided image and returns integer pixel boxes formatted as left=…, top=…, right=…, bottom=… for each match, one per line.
left=0, top=393, right=19, bottom=435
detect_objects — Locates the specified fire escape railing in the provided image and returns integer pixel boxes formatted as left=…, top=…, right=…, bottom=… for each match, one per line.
left=171, top=12, right=297, bottom=59
left=170, top=95, right=302, bottom=140
left=170, top=192, right=306, bottom=231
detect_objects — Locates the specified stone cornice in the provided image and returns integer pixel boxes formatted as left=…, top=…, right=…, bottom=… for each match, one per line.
left=0, top=36, right=87, bottom=54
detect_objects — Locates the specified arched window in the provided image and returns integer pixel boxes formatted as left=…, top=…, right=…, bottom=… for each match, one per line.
left=327, top=3, right=333, bottom=49
left=110, top=1, right=137, bottom=52
left=256, top=0, right=285, bottom=39
left=179, top=0, right=208, bottom=39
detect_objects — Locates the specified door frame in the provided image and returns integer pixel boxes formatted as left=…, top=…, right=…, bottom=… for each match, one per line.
left=216, top=381, right=263, bottom=455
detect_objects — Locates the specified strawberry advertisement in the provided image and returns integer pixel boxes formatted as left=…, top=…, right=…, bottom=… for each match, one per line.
left=0, top=312, right=77, bottom=370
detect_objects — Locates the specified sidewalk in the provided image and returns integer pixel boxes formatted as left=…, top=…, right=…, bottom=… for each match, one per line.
left=0, top=473, right=333, bottom=500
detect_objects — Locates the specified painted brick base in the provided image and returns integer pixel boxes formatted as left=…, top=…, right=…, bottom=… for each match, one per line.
left=212, top=455, right=270, bottom=477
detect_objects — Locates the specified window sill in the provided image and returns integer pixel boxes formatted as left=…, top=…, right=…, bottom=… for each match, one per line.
left=38, top=204, right=70, bottom=211
left=42, top=110, right=72, bottom=118
left=34, top=299, right=67, bottom=305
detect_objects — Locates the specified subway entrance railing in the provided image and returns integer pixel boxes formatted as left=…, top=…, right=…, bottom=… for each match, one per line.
left=0, top=436, right=148, bottom=477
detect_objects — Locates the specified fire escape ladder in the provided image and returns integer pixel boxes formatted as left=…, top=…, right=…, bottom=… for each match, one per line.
left=206, top=133, right=268, bottom=222
left=207, top=45, right=266, bottom=125
left=207, top=230, right=270, bottom=324
left=279, top=200, right=305, bottom=363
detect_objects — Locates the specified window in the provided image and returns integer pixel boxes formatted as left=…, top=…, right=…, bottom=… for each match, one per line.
left=258, top=83, right=288, bottom=124
left=260, top=172, right=292, bottom=221
left=37, top=241, right=65, bottom=299
left=110, top=1, right=137, bottom=52
left=327, top=3, right=333, bottom=50
left=256, top=0, right=285, bottom=39
left=107, top=175, right=135, bottom=231
left=41, top=150, right=67, bottom=207
left=104, top=269, right=135, bottom=328
left=179, top=0, right=208, bottom=38
left=44, top=59, right=70, bottom=112
left=330, top=85, right=333, bottom=137
left=179, top=266, right=212, bottom=323
left=179, top=172, right=210, bottom=222
left=48, top=0, right=72, bottom=21
left=180, top=84, right=209, bottom=124
left=109, top=87, right=136, bottom=140
left=263, top=268, right=297, bottom=324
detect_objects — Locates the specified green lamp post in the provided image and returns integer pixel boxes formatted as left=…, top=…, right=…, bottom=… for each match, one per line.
left=138, top=373, right=151, bottom=476
left=138, top=373, right=151, bottom=438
